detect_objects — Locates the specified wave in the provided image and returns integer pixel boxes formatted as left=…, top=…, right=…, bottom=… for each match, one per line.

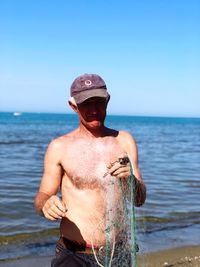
left=0, top=228, right=59, bottom=245
left=138, top=211, right=200, bottom=223
left=0, top=140, right=44, bottom=145
left=137, top=213, right=200, bottom=234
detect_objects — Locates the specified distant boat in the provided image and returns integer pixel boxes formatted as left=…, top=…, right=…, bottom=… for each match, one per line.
left=13, top=112, right=22, bottom=116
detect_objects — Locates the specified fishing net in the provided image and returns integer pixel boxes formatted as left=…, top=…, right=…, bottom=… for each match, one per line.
left=89, top=159, right=137, bottom=267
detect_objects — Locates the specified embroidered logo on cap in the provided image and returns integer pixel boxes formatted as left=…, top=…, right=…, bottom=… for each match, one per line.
left=85, top=80, right=92, bottom=86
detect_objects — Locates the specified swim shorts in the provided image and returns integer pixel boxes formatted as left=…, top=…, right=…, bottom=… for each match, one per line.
left=51, top=237, right=132, bottom=267
left=51, top=237, right=99, bottom=267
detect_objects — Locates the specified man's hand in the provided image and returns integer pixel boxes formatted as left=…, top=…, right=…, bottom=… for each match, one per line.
left=107, top=154, right=130, bottom=179
left=42, top=195, right=67, bottom=221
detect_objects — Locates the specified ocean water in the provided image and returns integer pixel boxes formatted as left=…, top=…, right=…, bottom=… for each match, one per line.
left=0, top=112, right=200, bottom=261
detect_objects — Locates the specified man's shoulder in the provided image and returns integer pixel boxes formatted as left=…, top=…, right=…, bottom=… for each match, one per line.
left=116, top=130, right=137, bottom=152
left=106, top=128, right=135, bottom=143
left=48, top=130, right=77, bottom=151
left=117, top=130, right=135, bottom=141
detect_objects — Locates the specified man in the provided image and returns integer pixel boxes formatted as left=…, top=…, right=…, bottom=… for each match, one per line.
left=34, top=73, right=146, bottom=267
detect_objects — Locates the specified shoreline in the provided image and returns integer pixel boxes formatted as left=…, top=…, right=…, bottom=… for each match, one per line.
left=0, top=245, right=200, bottom=267
left=137, top=245, right=200, bottom=266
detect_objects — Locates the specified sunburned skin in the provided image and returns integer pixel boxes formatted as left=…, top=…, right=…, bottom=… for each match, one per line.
left=64, top=137, right=124, bottom=189
left=59, top=135, right=128, bottom=246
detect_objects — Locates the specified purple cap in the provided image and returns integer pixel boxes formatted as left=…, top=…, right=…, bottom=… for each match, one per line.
left=70, top=74, right=109, bottom=104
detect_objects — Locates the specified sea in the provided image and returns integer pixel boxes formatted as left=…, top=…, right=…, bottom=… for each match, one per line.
left=0, top=112, right=200, bottom=261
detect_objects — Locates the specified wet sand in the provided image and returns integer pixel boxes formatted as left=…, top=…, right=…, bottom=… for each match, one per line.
left=0, top=246, right=199, bottom=267
left=137, top=245, right=200, bottom=267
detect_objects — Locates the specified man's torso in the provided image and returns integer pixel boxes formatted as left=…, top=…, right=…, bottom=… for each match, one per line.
left=57, top=130, right=128, bottom=247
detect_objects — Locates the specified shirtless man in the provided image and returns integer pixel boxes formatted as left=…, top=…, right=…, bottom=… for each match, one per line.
left=34, top=74, right=146, bottom=267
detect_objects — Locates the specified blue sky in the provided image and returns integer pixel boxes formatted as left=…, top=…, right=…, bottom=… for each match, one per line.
left=0, top=0, right=199, bottom=117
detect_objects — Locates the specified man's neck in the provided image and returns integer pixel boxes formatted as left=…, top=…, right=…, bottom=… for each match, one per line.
left=78, top=124, right=108, bottom=138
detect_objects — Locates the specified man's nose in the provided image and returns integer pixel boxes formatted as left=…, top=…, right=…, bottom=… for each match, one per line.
left=89, top=103, right=98, bottom=113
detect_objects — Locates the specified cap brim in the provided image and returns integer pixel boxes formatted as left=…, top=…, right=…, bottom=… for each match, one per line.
left=74, top=88, right=109, bottom=104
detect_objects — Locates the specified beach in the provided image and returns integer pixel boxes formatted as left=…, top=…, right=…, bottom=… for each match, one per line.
left=0, top=245, right=200, bottom=267
left=137, top=245, right=200, bottom=267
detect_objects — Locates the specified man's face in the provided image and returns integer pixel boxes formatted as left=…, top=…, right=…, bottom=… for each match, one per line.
left=76, top=97, right=108, bottom=129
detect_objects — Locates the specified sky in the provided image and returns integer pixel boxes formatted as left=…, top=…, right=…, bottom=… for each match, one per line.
left=0, top=0, right=199, bottom=117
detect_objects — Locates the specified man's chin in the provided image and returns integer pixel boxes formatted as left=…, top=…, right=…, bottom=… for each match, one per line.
left=87, top=120, right=103, bottom=128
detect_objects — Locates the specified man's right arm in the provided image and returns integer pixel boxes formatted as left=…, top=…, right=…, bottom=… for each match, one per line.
left=34, top=139, right=67, bottom=221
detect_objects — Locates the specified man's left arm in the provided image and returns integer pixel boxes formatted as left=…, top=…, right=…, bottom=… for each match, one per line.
left=116, top=131, right=146, bottom=207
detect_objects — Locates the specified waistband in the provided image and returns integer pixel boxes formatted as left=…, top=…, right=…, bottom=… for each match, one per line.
left=58, top=236, right=99, bottom=254
left=57, top=236, right=139, bottom=255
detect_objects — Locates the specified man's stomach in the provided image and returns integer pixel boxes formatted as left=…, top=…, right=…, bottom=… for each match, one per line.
left=60, top=199, right=123, bottom=247
left=60, top=178, right=124, bottom=246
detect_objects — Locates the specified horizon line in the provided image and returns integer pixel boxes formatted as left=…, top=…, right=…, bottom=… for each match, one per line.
left=0, top=111, right=200, bottom=120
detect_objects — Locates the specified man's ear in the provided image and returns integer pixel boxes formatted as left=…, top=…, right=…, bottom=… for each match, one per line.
left=68, top=98, right=78, bottom=113
left=106, top=94, right=110, bottom=105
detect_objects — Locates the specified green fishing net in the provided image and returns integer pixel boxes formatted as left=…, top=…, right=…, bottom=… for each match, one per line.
left=90, top=161, right=137, bottom=267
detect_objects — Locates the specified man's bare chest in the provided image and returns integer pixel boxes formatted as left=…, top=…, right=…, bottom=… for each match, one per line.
left=61, top=137, right=124, bottom=189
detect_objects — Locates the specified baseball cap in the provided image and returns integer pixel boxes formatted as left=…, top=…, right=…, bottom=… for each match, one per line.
left=70, top=74, right=110, bottom=104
